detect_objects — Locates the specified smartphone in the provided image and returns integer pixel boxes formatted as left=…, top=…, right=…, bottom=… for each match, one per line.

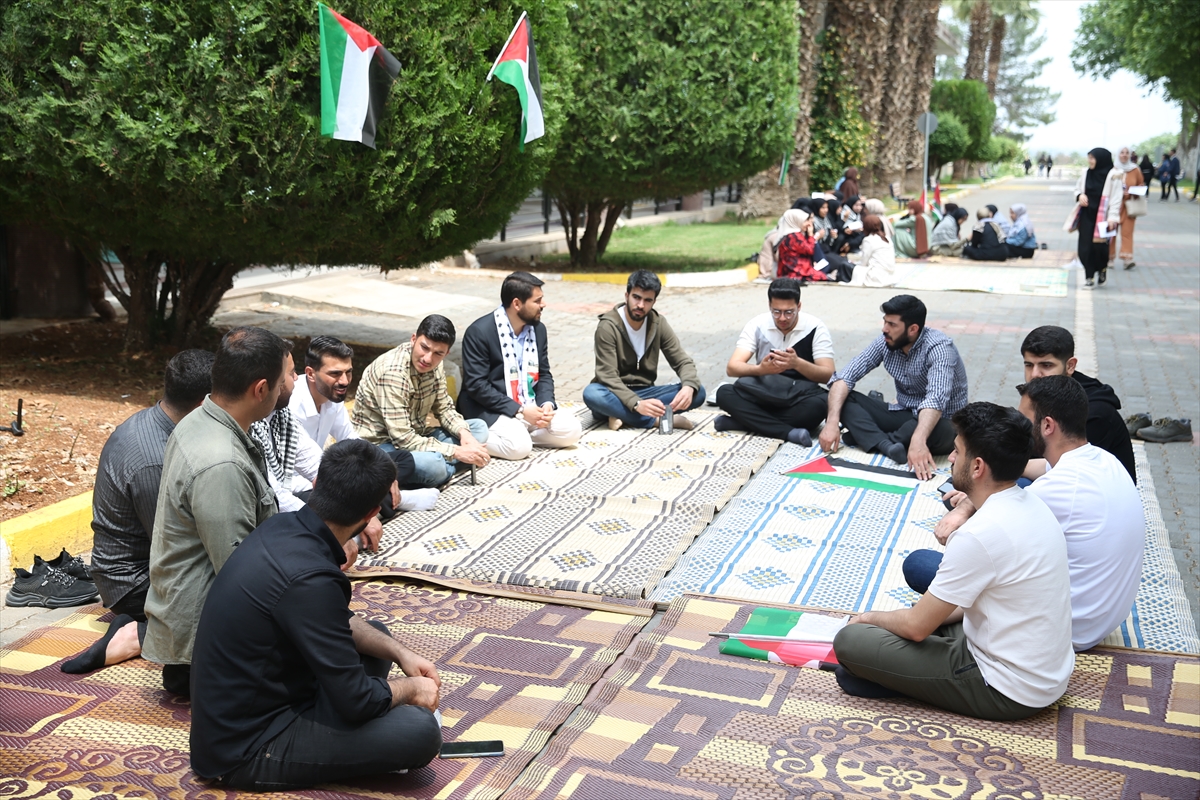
left=439, top=740, right=505, bottom=759
left=937, top=479, right=955, bottom=512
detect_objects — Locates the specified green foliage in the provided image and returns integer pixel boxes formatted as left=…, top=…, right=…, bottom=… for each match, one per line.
left=928, top=111, right=971, bottom=172
left=541, top=218, right=771, bottom=272
left=994, top=13, right=1059, bottom=135
left=807, top=28, right=872, bottom=192
left=984, top=135, right=1024, bottom=164
left=930, top=79, right=995, bottom=162
left=0, top=0, right=571, bottom=347
left=1136, top=132, right=1180, bottom=159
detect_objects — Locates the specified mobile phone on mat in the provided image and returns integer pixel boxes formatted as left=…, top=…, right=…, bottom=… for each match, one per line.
left=439, top=740, right=505, bottom=759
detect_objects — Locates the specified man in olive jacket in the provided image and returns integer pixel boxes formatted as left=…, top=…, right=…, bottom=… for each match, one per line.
left=582, top=270, right=706, bottom=430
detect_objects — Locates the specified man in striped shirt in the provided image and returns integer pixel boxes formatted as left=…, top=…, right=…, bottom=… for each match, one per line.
left=818, top=295, right=968, bottom=480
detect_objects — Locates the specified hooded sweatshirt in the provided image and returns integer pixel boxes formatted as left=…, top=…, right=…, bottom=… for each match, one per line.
left=592, top=304, right=701, bottom=412
left=1074, top=371, right=1137, bottom=483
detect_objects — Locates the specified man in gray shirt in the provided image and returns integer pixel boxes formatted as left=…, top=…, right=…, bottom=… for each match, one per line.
left=62, top=349, right=215, bottom=675
left=143, top=326, right=291, bottom=695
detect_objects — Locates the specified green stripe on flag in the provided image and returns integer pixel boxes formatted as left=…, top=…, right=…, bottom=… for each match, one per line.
left=492, top=58, right=531, bottom=149
left=779, top=151, right=790, bottom=185
left=319, top=4, right=348, bottom=138
left=719, top=607, right=803, bottom=660
left=785, top=473, right=915, bottom=495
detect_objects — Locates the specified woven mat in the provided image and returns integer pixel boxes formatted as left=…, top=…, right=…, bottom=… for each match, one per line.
left=503, top=594, right=1200, bottom=800
left=0, top=578, right=649, bottom=800
left=894, top=263, right=1068, bottom=297
left=653, top=443, right=1200, bottom=654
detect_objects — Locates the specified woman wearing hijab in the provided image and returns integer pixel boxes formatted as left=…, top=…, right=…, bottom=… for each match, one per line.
left=1073, top=147, right=1124, bottom=287
left=848, top=215, right=897, bottom=287
left=837, top=195, right=866, bottom=253
left=893, top=199, right=933, bottom=258
left=839, top=168, right=860, bottom=199
left=1110, top=146, right=1145, bottom=269
left=1005, top=204, right=1038, bottom=258
left=1138, top=154, right=1155, bottom=188
left=774, top=209, right=830, bottom=284
left=963, top=207, right=1008, bottom=261
left=863, top=198, right=894, bottom=241
left=755, top=208, right=806, bottom=280
left=929, top=207, right=969, bottom=256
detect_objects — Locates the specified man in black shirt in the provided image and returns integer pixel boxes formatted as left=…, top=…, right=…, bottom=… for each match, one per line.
left=1020, top=326, right=1137, bottom=483
left=190, top=439, right=442, bottom=791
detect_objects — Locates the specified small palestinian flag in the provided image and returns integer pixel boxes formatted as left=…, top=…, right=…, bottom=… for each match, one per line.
left=487, top=11, right=544, bottom=150
left=319, top=4, right=401, bottom=148
left=717, top=607, right=846, bottom=669
left=784, top=456, right=920, bottom=495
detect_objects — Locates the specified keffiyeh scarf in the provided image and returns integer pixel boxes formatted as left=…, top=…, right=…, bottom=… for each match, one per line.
left=250, top=407, right=299, bottom=485
left=494, top=306, right=539, bottom=406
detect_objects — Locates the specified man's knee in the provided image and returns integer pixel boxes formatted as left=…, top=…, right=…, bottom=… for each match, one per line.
left=488, top=419, right=533, bottom=460
left=382, top=705, right=443, bottom=769
left=547, top=411, right=583, bottom=446
left=410, top=452, right=451, bottom=487
left=582, top=382, right=611, bottom=408
left=688, top=385, right=707, bottom=410
left=833, top=624, right=882, bottom=668
left=466, top=418, right=489, bottom=444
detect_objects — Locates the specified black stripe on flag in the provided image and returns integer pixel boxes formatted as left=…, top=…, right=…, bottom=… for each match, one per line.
left=361, top=45, right=402, bottom=149
left=827, top=457, right=917, bottom=480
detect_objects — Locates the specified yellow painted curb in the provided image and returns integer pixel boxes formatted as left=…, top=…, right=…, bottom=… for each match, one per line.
left=1, top=491, right=94, bottom=570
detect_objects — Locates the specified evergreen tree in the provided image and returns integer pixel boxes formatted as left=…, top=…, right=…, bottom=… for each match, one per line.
left=993, top=13, right=1059, bottom=137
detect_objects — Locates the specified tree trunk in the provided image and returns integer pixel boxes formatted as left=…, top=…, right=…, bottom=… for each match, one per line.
left=166, top=258, right=240, bottom=347
left=964, top=0, right=990, bottom=82
left=595, top=200, right=626, bottom=260
left=906, top=0, right=942, bottom=194
left=554, top=197, right=583, bottom=264
left=738, top=165, right=791, bottom=219
left=875, top=1, right=921, bottom=192
left=985, top=14, right=1006, bottom=99
left=832, top=0, right=898, bottom=196
left=789, top=0, right=829, bottom=198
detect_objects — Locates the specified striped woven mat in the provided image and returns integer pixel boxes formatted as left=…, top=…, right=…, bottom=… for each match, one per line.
left=0, top=578, right=649, bottom=800
left=503, top=593, right=1200, bottom=800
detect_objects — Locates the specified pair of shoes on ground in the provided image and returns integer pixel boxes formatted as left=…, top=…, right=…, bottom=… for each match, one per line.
left=5, top=549, right=99, bottom=608
left=1126, top=413, right=1193, bottom=443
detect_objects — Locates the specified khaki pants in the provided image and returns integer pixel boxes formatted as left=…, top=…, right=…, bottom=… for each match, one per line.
left=833, top=622, right=1045, bottom=721
left=1108, top=212, right=1136, bottom=261
left=486, top=410, right=583, bottom=460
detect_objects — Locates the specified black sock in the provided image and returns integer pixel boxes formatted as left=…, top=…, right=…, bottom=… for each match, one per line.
left=834, top=666, right=905, bottom=698
left=713, top=415, right=740, bottom=432
left=61, top=614, right=135, bottom=674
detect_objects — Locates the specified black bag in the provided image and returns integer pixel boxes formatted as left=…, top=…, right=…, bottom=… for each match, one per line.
left=733, top=374, right=826, bottom=407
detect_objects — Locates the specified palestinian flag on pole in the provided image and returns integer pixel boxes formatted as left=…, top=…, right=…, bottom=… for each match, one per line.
left=718, top=607, right=846, bottom=669
left=783, top=456, right=920, bottom=495
left=486, top=11, right=544, bottom=150
left=319, top=4, right=401, bottom=148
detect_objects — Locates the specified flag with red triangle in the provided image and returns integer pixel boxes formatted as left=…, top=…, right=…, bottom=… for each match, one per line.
left=784, top=456, right=920, bottom=495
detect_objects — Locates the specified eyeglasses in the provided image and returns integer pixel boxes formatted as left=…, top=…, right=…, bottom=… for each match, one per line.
left=770, top=309, right=798, bottom=318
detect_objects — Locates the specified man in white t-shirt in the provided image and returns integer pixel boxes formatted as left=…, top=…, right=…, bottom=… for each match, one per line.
left=906, top=375, right=1144, bottom=651
left=714, top=278, right=835, bottom=445
left=833, top=402, right=1074, bottom=720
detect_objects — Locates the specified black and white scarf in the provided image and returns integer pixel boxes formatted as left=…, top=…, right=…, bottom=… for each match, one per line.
left=250, top=407, right=299, bottom=485
left=494, top=305, right=539, bottom=406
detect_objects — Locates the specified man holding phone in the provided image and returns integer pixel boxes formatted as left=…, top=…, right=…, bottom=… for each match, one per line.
left=714, top=278, right=835, bottom=444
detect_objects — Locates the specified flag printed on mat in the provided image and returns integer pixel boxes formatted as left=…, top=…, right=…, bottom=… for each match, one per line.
left=719, top=607, right=845, bottom=668
left=487, top=11, right=544, bottom=149
left=784, top=456, right=920, bottom=495
left=319, top=4, right=401, bottom=148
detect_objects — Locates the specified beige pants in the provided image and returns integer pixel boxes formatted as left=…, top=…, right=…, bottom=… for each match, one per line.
left=486, top=410, right=583, bottom=460
left=1108, top=212, right=1136, bottom=261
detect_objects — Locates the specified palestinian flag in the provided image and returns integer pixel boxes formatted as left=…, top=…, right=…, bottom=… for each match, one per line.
left=487, top=12, right=544, bottom=150
left=319, top=4, right=401, bottom=148
left=718, top=607, right=845, bottom=669
left=784, top=456, right=920, bottom=495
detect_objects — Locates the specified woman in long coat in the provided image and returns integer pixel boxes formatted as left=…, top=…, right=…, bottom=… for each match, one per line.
left=1109, top=146, right=1145, bottom=270
left=1073, top=147, right=1123, bottom=288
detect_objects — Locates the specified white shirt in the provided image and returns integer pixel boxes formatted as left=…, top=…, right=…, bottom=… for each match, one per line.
left=289, top=379, right=359, bottom=447
left=619, top=306, right=647, bottom=360
left=735, top=311, right=834, bottom=366
left=1029, top=444, right=1144, bottom=651
left=930, top=486, right=1074, bottom=708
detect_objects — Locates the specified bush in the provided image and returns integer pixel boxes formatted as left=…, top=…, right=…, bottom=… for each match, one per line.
left=807, top=28, right=872, bottom=192
left=930, top=79, right=995, bottom=164
left=0, top=0, right=571, bottom=348
left=927, top=111, right=971, bottom=174
left=985, top=135, right=1025, bottom=164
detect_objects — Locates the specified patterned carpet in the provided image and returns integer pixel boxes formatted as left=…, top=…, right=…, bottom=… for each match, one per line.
left=894, top=264, right=1069, bottom=297
left=653, top=443, right=1200, bottom=654
left=0, top=578, right=650, bottom=800
left=502, top=594, right=1200, bottom=800
left=361, top=411, right=779, bottom=599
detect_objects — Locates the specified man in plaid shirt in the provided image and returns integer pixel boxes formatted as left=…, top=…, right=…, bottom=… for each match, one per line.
left=818, top=295, right=968, bottom=480
left=352, top=315, right=490, bottom=488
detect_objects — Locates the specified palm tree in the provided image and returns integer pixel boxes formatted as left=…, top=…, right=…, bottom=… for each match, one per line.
left=875, top=1, right=930, bottom=190
left=955, top=0, right=991, bottom=82
left=905, top=1, right=943, bottom=191
left=985, top=1, right=1037, bottom=99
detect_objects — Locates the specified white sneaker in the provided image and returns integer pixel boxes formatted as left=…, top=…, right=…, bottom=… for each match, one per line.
left=398, top=488, right=440, bottom=512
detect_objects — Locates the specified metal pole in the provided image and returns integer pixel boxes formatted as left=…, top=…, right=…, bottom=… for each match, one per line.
left=922, top=128, right=931, bottom=208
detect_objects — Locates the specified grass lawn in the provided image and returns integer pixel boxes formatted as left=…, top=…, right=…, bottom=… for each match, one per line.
left=540, top=218, right=771, bottom=273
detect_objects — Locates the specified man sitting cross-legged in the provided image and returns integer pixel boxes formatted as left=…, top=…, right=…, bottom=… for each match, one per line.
left=833, top=402, right=1074, bottom=720
left=352, top=315, right=490, bottom=488
left=582, top=269, right=706, bottom=431
left=61, top=349, right=215, bottom=675
left=459, top=271, right=582, bottom=460
left=143, top=326, right=291, bottom=695
left=904, top=376, right=1144, bottom=652
left=190, top=439, right=441, bottom=791
left=714, top=277, right=834, bottom=445
left=819, top=294, right=968, bottom=480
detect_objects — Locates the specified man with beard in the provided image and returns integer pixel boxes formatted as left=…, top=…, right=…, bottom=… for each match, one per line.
left=583, top=270, right=705, bottom=430
left=833, top=403, right=1073, bottom=720
left=1020, top=326, right=1136, bottom=482
left=458, top=272, right=582, bottom=460
left=819, top=295, right=968, bottom=479
left=903, top=376, right=1143, bottom=652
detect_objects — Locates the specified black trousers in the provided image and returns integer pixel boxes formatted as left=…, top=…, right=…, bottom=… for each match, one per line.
left=715, top=382, right=828, bottom=441
left=839, top=391, right=956, bottom=455
left=1161, top=176, right=1178, bottom=200
left=220, top=620, right=442, bottom=791
left=108, top=580, right=149, bottom=622
left=1006, top=244, right=1035, bottom=259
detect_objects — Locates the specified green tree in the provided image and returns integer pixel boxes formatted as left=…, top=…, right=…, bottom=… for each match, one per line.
left=984, top=135, right=1023, bottom=164
left=544, top=0, right=798, bottom=267
left=806, top=28, right=871, bottom=193
left=0, top=0, right=571, bottom=350
left=928, top=111, right=971, bottom=174
left=930, top=79, right=995, bottom=164
left=1136, top=132, right=1178, bottom=159
left=993, top=13, right=1059, bottom=136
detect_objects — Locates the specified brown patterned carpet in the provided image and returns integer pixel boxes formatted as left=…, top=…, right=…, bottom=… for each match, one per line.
left=503, top=594, right=1200, bottom=800
left=0, top=578, right=650, bottom=800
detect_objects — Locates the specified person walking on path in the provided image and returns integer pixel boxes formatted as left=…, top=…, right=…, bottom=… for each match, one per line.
left=1073, top=148, right=1122, bottom=288
left=1167, top=149, right=1182, bottom=201
left=1138, top=153, right=1155, bottom=189
left=1109, top=147, right=1145, bottom=269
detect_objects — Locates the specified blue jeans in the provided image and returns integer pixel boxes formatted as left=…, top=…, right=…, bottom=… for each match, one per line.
left=379, top=419, right=489, bottom=488
left=902, top=549, right=944, bottom=595
left=582, top=383, right=707, bottom=429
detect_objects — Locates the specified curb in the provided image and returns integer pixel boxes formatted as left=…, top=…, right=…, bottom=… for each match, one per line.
left=1, top=491, right=94, bottom=575
left=435, top=262, right=759, bottom=288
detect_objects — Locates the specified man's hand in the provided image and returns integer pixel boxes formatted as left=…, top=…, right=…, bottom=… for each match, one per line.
left=399, top=652, right=441, bottom=687
left=454, top=440, right=490, bottom=467
left=521, top=404, right=550, bottom=428
left=635, top=397, right=666, bottom=419
left=943, top=489, right=969, bottom=508
left=933, top=505, right=971, bottom=546
left=907, top=438, right=936, bottom=481
left=360, top=516, right=382, bottom=553
left=758, top=353, right=789, bottom=375
left=669, top=386, right=695, bottom=412
left=818, top=420, right=841, bottom=453
left=392, top=676, right=440, bottom=711
left=341, top=537, right=360, bottom=572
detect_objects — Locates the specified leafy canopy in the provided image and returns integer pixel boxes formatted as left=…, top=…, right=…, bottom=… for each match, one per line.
left=927, top=111, right=971, bottom=172
left=993, top=13, right=1058, bottom=136
left=929, top=79, right=995, bottom=163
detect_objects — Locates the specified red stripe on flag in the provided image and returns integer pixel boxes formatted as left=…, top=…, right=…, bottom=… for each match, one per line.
left=498, top=18, right=529, bottom=63
left=786, top=457, right=835, bottom=474
left=328, top=6, right=381, bottom=52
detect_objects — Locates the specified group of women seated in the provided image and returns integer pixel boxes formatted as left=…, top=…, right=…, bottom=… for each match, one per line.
left=926, top=202, right=1039, bottom=261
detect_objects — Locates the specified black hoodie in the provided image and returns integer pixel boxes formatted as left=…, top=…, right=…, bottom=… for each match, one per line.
left=1073, top=371, right=1137, bottom=483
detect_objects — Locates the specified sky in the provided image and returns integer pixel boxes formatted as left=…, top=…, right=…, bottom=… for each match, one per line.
left=950, top=0, right=1180, bottom=156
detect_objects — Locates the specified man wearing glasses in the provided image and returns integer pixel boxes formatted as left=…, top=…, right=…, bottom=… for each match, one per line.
left=714, top=277, right=835, bottom=445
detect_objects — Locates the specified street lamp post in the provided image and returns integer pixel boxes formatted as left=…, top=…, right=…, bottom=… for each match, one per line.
left=916, top=112, right=939, bottom=208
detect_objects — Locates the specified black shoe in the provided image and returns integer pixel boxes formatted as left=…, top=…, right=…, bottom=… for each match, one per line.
left=1098, top=269, right=1107, bottom=285
left=45, top=548, right=92, bottom=582
left=6, top=562, right=99, bottom=608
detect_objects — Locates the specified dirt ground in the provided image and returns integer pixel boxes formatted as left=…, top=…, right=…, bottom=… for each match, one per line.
left=0, top=321, right=387, bottom=521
